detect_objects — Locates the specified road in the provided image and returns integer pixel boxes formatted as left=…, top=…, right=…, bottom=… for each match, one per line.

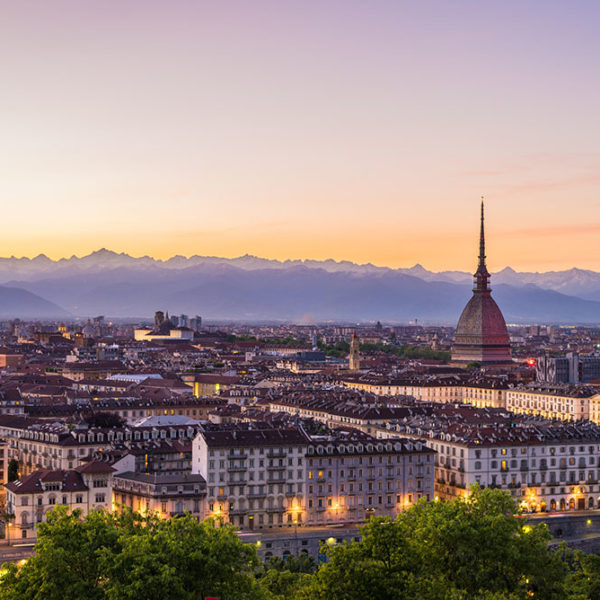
left=0, top=544, right=35, bottom=565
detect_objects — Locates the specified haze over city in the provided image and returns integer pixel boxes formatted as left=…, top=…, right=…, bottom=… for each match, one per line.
left=2, top=1, right=600, bottom=271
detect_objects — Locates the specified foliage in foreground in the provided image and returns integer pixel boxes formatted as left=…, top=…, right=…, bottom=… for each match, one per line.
left=0, top=509, right=264, bottom=600
left=3, top=488, right=600, bottom=599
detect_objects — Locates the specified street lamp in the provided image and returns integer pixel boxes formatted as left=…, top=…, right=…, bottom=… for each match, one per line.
left=289, top=504, right=300, bottom=554
left=331, top=502, right=340, bottom=523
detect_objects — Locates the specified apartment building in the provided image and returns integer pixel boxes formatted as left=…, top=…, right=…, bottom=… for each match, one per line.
left=342, top=376, right=599, bottom=421
left=192, top=427, right=309, bottom=530
left=304, top=433, right=435, bottom=525
left=0, top=416, right=201, bottom=475
left=268, top=397, right=415, bottom=436
left=0, top=439, right=7, bottom=486
left=113, top=472, right=206, bottom=520
left=385, top=403, right=600, bottom=513
left=506, top=386, right=598, bottom=421
left=4, top=461, right=114, bottom=540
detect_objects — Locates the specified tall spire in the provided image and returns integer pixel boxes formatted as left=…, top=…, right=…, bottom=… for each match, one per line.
left=474, top=197, right=490, bottom=292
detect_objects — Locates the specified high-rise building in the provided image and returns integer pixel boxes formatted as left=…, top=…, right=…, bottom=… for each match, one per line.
left=537, top=352, right=600, bottom=384
left=452, top=201, right=512, bottom=364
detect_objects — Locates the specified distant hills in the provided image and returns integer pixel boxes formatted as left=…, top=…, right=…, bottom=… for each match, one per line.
left=0, top=249, right=599, bottom=323
left=0, top=285, right=67, bottom=319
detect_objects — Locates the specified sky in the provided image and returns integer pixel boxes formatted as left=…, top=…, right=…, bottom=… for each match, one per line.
left=1, top=0, right=599, bottom=272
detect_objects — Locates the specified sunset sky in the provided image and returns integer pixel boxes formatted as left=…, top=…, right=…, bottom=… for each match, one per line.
left=1, top=1, right=599, bottom=272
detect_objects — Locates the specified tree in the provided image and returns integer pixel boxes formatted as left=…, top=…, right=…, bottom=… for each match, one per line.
left=298, top=487, right=567, bottom=600
left=0, top=508, right=267, bottom=600
left=7, top=459, right=19, bottom=483
left=564, top=551, right=600, bottom=600
left=82, top=412, right=126, bottom=428
left=0, top=507, right=130, bottom=600
left=101, top=515, right=265, bottom=600
left=466, top=361, right=482, bottom=369
left=259, top=554, right=316, bottom=599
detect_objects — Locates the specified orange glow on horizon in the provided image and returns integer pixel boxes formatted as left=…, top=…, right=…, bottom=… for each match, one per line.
left=2, top=4, right=600, bottom=274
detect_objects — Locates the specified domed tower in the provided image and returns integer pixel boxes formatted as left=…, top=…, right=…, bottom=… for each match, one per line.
left=452, top=201, right=512, bottom=364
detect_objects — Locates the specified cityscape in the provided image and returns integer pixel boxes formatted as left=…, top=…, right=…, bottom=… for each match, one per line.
left=3, top=1, right=600, bottom=599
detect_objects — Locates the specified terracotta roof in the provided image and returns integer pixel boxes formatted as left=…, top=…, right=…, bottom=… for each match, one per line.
left=200, top=427, right=309, bottom=448
left=5, top=469, right=88, bottom=494
left=75, top=461, right=116, bottom=474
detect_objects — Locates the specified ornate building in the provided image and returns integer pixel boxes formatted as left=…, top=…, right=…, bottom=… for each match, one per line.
left=452, top=201, right=512, bottom=364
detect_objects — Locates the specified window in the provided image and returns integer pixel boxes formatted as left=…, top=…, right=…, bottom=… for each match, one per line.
left=95, top=493, right=106, bottom=503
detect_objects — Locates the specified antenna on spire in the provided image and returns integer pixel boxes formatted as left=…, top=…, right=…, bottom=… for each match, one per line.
left=474, top=197, right=490, bottom=292
left=479, top=196, right=485, bottom=266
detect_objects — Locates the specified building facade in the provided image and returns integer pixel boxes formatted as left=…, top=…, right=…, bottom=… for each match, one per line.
left=4, top=461, right=114, bottom=540
left=192, top=428, right=309, bottom=530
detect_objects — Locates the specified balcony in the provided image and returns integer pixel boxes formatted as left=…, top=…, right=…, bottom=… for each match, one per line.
left=267, top=464, right=286, bottom=471
left=247, top=491, right=266, bottom=498
left=228, top=452, right=248, bottom=459
left=267, top=450, right=286, bottom=458
left=227, top=478, right=246, bottom=486
left=227, top=465, right=247, bottom=472
left=229, top=508, right=248, bottom=515
left=520, top=466, right=529, bottom=472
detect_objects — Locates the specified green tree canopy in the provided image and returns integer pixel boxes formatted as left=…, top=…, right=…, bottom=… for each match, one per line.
left=0, top=508, right=266, bottom=600
left=3, top=489, right=600, bottom=600
left=298, top=487, right=567, bottom=600
left=7, top=458, right=19, bottom=483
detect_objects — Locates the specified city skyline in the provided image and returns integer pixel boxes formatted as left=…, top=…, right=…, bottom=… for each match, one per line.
left=2, top=1, right=600, bottom=270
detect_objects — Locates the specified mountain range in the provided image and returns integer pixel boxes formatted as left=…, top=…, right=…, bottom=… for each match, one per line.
left=0, top=249, right=599, bottom=323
